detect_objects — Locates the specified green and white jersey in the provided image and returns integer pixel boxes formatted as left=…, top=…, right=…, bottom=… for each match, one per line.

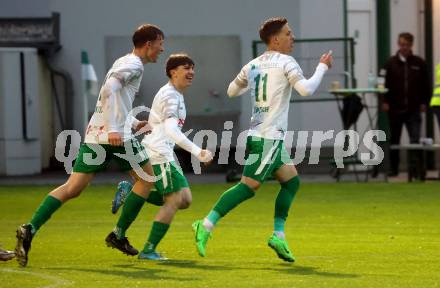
left=85, top=54, right=144, bottom=144
left=142, top=83, right=187, bottom=164
left=237, top=51, right=305, bottom=140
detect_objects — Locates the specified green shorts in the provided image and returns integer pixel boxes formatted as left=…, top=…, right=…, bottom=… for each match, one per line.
left=73, top=139, right=149, bottom=173
left=152, top=161, right=189, bottom=195
left=242, top=136, right=292, bottom=183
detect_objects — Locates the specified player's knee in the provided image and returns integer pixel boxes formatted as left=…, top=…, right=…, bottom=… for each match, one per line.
left=177, top=188, right=192, bottom=209
left=240, top=176, right=261, bottom=192
left=179, top=196, right=192, bottom=209
left=165, top=196, right=182, bottom=211
left=241, top=178, right=260, bottom=191
left=251, top=183, right=261, bottom=191
left=179, top=200, right=191, bottom=209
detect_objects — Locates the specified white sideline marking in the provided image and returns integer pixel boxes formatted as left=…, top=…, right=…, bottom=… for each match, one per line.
left=1, top=268, right=73, bottom=288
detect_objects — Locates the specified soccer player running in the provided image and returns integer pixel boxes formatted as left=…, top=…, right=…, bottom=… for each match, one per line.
left=14, top=24, right=164, bottom=267
left=108, top=54, right=213, bottom=260
left=192, top=17, right=333, bottom=262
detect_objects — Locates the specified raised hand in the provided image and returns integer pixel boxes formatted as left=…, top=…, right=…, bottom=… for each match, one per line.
left=320, top=50, right=333, bottom=68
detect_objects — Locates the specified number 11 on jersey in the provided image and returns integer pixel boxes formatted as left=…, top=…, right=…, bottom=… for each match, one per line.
left=254, top=73, right=268, bottom=102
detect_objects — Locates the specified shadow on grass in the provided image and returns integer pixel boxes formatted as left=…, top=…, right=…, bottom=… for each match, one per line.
left=264, top=264, right=359, bottom=278
left=45, top=265, right=198, bottom=281
left=144, top=259, right=358, bottom=279
left=155, top=259, right=235, bottom=271
left=46, top=261, right=358, bottom=280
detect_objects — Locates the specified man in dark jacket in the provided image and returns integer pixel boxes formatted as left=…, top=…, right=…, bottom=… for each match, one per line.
left=382, top=32, right=431, bottom=176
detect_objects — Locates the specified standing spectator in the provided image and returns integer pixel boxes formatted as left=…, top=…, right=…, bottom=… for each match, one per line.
left=382, top=32, right=431, bottom=176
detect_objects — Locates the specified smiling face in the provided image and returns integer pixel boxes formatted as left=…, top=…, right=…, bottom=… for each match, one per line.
left=170, top=64, right=195, bottom=90
left=166, top=54, right=195, bottom=92
left=142, top=36, right=164, bottom=63
left=132, top=24, right=164, bottom=63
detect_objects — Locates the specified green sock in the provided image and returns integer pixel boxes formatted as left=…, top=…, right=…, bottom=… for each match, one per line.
left=115, top=191, right=146, bottom=239
left=274, top=176, right=300, bottom=231
left=143, top=221, right=170, bottom=253
left=124, top=181, right=163, bottom=206
left=29, top=195, right=62, bottom=235
left=211, top=182, right=255, bottom=220
left=146, top=190, right=164, bottom=206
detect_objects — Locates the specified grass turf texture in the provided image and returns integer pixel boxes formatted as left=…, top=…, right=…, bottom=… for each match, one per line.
left=0, top=183, right=439, bottom=288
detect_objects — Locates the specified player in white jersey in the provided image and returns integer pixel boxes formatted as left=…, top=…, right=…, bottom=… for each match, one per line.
left=109, top=54, right=213, bottom=260
left=15, top=24, right=164, bottom=267
left=193, top=17, right=333, bottom=262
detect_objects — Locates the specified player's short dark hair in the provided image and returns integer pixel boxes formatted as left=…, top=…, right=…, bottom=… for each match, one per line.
left=398, top=32, right=414, bottom=44
left=132, top=24, right=164, bottom=48
left=259, top=17, right=288, bottom=44
left=166, top=53, right=195, bottom=78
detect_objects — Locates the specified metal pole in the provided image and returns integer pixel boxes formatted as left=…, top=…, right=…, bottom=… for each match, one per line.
left=376, top=0, right=391, bottom=176
left=425, top=0, right=434, bottom=169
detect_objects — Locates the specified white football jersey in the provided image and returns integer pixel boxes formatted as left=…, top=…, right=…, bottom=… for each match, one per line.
left=85, top=54, right=144, bottom=144
left=142, top=83, right=187, bottom=164
left=237, top=51, right=304, bottom=140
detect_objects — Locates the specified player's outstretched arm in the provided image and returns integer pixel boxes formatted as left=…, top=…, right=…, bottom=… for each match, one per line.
left=292, top=51, right=333, bottom=97
left=163, top=117, right=213, bottom=162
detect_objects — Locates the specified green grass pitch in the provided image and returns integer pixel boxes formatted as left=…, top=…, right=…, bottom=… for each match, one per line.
left=1, top=182, right=439, bottom=287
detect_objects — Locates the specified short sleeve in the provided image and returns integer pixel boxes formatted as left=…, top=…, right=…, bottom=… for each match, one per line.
left=284, top=57, right=305, bottom=85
